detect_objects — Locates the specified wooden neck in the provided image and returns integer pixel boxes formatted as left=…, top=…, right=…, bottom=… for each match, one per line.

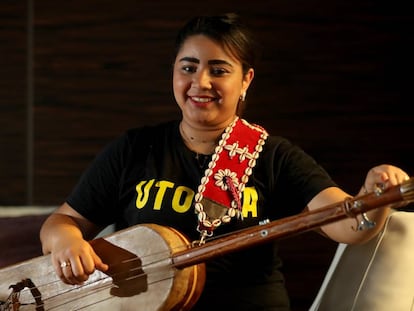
left=172, top=178, right=414, bottom=269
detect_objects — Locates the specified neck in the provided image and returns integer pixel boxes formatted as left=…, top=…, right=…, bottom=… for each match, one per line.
left=179, top=121, right=223, bottom=154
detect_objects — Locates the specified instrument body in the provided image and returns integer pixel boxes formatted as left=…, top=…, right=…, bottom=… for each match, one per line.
left=0, top=224, right=205, bottom=311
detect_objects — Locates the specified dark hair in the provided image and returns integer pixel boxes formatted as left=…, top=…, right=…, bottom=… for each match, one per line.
left=174, top=13, right=260, bottom=75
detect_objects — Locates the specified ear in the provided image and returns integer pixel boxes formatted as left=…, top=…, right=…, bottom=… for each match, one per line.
left=242, top=68, right=254, bottom=93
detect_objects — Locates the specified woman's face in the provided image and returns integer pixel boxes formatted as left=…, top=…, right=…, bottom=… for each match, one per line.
left=173, top=34, right=254, bottom=129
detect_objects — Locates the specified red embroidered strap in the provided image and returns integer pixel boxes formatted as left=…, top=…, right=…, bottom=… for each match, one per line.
left=194, top=117, right=268, bottom=241
left=224, top=176, right=242, bottom=212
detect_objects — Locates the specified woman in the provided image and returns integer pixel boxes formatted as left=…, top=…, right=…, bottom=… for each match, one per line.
left=40, top=13, right=409, bottom=310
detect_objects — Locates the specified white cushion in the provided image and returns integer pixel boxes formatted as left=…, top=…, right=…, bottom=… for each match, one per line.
left=310, top=211, right=414, bottom=311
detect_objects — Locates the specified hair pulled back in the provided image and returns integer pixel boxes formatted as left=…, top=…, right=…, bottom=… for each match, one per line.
left=174, top=13, right=260, bottom=74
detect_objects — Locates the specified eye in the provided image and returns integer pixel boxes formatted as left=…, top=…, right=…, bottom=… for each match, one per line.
left=210, top=67, right=228, bottom=76
left=181, top=65, right=197, bottom=73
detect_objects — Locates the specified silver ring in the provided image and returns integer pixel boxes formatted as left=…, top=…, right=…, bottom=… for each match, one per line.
left=60, top=261, right=71, bottom=268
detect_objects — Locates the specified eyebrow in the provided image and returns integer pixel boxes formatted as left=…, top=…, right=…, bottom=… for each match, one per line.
left=178, top=57, right=233, bottom=67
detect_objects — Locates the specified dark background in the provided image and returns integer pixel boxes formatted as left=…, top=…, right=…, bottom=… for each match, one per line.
left=1, top=1, right=413, bottom=310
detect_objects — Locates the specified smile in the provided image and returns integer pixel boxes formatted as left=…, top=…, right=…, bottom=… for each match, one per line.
left=191, top=96, right=215, bottom=103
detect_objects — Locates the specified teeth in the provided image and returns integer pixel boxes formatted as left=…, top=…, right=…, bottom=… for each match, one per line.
left=192, top=97, right=211, bottom=103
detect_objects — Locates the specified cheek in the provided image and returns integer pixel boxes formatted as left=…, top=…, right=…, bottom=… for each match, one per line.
left=173, top=79, right=191, bottom=110
left=173, top=74, right=189, bottom=95
left=173, top=79, right=183, bottom=101
left=222, top=81, right=242, bottom=101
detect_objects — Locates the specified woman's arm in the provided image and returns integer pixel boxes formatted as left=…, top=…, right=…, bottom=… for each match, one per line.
left=308, top=164, right=410, bottom=244
left=40, top=202, right=109, bottom=284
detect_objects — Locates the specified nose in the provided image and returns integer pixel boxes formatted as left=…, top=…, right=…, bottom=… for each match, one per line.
left=192, top=70, right=211, bottom=89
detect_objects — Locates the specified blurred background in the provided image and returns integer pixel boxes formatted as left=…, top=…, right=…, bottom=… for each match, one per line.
left=1, top=0, right=413, bottom=205
left=1, top=0, right=413, bottom=309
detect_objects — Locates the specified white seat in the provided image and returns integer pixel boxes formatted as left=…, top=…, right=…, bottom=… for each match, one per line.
left=310, top=210, right=414, bottom=311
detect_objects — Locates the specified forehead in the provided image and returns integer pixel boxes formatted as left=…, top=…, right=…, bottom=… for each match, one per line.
left=176, top=34, right=240, bottom=65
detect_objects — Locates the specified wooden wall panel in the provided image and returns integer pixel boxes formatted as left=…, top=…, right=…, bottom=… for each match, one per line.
left=244, top=1, right=414, bottom=192
left=0, top=1, right=28, bottom=205
left=32, top=0, right=414, bottom=204
left=33, top=1, right=185, bottom=203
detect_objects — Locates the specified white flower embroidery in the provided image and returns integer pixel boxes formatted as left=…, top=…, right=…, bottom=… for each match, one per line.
left=214, top=168, right=239, bottom=190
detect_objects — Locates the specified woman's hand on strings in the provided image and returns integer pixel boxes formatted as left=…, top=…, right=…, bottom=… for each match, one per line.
left=40, top=203, right=110, bottom=285
left=52, top=234, right=109, bottom=285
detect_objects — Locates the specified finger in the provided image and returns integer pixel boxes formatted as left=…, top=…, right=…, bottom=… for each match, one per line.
left=367, top=169, right=388, bottom=190
left=59, top=259, right=81, bottom=284
left=79, top=250, right=97, bottom=275
left=91, top=250, right=109, bottom=272
left=395, top=169, right=410, bottom=183
left=53, top=257, right=72, bottom=285
left=60, top=257, right=89, bottom=284
left=71, top=256, right=93, bottom=284
left=379, top=168, right=409, bottom=187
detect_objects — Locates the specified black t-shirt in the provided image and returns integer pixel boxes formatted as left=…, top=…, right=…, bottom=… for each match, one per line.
left=67, top=120, right=336, bottom=310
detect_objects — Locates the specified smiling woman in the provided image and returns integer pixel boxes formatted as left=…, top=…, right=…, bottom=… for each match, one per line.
left=37, top=13, right=410, bottom=311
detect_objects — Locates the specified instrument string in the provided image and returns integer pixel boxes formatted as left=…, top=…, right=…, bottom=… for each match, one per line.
left=5, top=241, right=205, bottom=311
left=2, top=221, right=260, bottom=311
left=2, top=226, right=244, bottom=310
left=2, top=227, right=246, bottom=310
left=10, top=262, right=182, bottom=310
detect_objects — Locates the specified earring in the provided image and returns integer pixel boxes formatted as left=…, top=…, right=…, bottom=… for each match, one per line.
left=240, top=91, right=246, bottom=102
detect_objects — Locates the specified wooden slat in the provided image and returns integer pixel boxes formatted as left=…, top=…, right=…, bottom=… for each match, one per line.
left=30, top=1, right=414, bottom=203
left=0, top=1, right=29, bottom=204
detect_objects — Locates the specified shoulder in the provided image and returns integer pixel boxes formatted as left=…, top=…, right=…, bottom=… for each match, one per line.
left=263, top=135, right=307, bottom=161
left=265, top=135, right=293, bottom=148
left=263, top=134, right=328, bottom=177
left=96, top=120, right=179, bottom=163
left=262, top=134, right=336, bottom=197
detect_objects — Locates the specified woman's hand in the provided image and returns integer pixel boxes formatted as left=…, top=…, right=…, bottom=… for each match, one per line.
left=51, top=233, right=109, bottom=285
left=40, top=203, right=109, bottom=285
left=360, top=164, right=410, bottom=195
left=315, top=164, right=410, bottom=244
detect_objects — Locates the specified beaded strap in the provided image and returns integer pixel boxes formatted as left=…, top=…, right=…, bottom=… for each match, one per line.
left=194, top=117, right=268, bottom=243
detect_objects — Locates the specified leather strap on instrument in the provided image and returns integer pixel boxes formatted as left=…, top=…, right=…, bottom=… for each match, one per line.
left=3, top=278, right=44, bottom=311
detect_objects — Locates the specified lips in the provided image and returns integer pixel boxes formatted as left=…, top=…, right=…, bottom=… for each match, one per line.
left=191, top=96, right=214, bottom=103
left=189, top=96, right=217, bottom=107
